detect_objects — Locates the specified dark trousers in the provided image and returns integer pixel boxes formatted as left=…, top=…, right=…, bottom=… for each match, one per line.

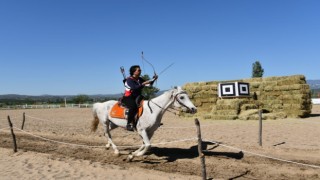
left=121, top=96, right=138, bottom=125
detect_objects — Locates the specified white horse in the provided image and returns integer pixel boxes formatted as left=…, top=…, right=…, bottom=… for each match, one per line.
left=91, top=86, right=197, bottom=161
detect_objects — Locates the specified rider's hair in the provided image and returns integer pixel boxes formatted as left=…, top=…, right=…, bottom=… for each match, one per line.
left=129, top=65, right=141, bottom=76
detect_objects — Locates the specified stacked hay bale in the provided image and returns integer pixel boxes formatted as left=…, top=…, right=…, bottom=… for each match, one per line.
left=183, top=75, right=312, bottom=120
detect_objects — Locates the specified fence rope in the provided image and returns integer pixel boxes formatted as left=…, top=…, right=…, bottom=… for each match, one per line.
left=13, top=127, right=105, bottom=148
left=204, top=139, right=320, bottom=169
left=12, top=127, right=196, bottom=148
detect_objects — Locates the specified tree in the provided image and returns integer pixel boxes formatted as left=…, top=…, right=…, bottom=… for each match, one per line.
left=72, top=94, right=90, bottom=104
left=141, top=74, right=160, bottom=99
left=252, top=61, right=264, bottom=78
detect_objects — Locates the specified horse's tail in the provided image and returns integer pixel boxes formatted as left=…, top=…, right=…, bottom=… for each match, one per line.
left=91, top=104, right=100, bottom=132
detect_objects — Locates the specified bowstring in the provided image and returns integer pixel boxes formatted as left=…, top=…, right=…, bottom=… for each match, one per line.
left=141, top=51, right=146, bottom=76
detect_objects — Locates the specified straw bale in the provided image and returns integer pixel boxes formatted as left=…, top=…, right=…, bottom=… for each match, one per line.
left=183, top=82, right=197, bottom=88
left=197, top=107, right=212, bottom=112
left=238, top=110, right=287, bottom=120
left=264, top=85, right=276, bottom=92
left=192, top=86, right=203, bottom=93
left=263, top=76, right=279, bottom=81
left=216, top=104, right=238, bottom=110
left=260, top=95, right=279, bottom=101
left=276, top=75, right=306, bottom=86
left=271, top=104, right=284, bottom=111
left=241, top=104, right=259, bottom=111
left=210, top=115, right=238, bottom=120
left=281, top=99, right=300, bottom=104
left=282, top=104, right=307, bottom=110
left=204, top=81, right=216, bottom=85
left=250, top=82, right=261, bottom=89
left=263, top=80, right=278, bottom=86
left=201, top=102, right=213, bottom=109
left=271, top=99, right=283, bottom=104
left=243, top=77, right=263, bottom=83
left=201, top=85, right=211, bottom=91
left=214, top=110, right=239, bottom=116
left=280, top=94, right=310, bottom=102
left=209, top=85, right=218, bottom=91
left=193, top=91, right=212, bottom=99
left=263, top=112, right=287, bottom=120
left=238, top=109, right=259, bottom=119
left=193, top=99, right=203, bottom=107
left=252, top=91, right=261, bottom=97
left=203, top=114, right=213, bottom=119
left=265, top=92, right=282, bottom=97
left=286, top=110, right=310, bottom=118
left=198, top=98, right=217, bottom=104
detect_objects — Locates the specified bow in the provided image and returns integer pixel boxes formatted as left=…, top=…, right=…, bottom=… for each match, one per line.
left=141, top=51, right=157, bottom=78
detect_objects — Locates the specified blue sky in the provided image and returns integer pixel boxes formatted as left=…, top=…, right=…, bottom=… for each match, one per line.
left=1, top=0, right=319, bottom=95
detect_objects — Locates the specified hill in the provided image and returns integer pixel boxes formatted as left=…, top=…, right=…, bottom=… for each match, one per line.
left=307, top=80, right=320, bottom=89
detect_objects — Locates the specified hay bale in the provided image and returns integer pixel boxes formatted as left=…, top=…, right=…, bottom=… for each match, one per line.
left=241, top=104, right=259, bottom=111
left=182, top=74, right=311, bottom=120
left=210, top=115, right=238, bottom=120
left=238, top=109, right=259, bottom=120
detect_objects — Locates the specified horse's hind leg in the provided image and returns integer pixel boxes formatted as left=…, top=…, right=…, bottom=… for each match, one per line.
left=104, top=119, right=120, bottom=156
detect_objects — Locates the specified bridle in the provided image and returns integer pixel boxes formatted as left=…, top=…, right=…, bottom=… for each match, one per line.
left=173, top=91, right=194, bottom=111
left=148, top=90, right=194, bottom=113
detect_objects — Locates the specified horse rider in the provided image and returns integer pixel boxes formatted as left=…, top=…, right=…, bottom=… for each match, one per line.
left=122, top=65, right=158, bottom=131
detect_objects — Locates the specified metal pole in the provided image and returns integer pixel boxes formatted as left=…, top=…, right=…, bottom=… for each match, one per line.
left=7, top=116, right=17, bottom=152
left=195, top=118, right=207, bottom=180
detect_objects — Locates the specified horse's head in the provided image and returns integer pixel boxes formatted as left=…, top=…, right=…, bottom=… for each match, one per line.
left=172, top=86, right=197, bottom=114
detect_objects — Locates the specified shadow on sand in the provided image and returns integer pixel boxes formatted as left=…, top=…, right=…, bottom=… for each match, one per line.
left=142, top=141, right=243, bottom=163
left=308, top=113, right=320, bottom=117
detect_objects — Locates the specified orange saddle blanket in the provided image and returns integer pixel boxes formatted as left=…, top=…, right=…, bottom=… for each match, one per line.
left=110, top=101, right=143, bottom=119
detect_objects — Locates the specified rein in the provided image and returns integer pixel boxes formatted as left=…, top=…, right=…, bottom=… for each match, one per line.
left=147, top=91, right=191, bottom=114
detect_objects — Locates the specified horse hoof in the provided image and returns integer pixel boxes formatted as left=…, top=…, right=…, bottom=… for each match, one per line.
left=105, top=144, right=111, bottom=149
left=127, top=154, right=134, bottom=162
left=114, top=151, right=120, bottom=157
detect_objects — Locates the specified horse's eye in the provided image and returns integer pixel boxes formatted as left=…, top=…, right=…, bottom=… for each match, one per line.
left=180, top=96, right=185, bottom=100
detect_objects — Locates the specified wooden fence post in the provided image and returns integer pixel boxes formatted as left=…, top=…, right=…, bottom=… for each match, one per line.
left=21, top=112, right=26, bottom=130
left=259, top=110, right=262, bottom=146
left=7, top=116, right=17, bottom=152
left=195, top=118, right=207, bottom=180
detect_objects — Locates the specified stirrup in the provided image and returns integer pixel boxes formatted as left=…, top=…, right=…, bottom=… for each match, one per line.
left=126, top=124, right=134, bottom=131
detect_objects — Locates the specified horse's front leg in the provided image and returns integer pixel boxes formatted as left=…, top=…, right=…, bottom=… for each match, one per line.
left=104, top=120, right=120, bottom=156
left=128, top=130, right=150, bottom=161
left=132, top=144, right=145, bottom=156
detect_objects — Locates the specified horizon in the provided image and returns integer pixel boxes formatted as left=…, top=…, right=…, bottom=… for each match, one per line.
left=1, top=77, right=319, bottom=96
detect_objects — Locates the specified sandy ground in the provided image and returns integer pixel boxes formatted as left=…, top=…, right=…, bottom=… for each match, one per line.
left=1, top=105, right=320, bottom=179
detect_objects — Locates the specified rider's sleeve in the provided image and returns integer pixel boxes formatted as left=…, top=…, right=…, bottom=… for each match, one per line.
left=126, top=78, right=144, bottom=90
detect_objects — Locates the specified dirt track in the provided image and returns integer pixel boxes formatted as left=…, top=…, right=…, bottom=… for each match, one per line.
left=1, top=106, right=320, bottom=179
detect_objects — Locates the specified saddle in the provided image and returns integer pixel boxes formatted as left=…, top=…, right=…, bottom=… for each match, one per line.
left=110, top=100, right=144, bottom=120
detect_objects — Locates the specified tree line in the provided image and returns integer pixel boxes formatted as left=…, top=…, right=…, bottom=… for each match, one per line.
left=0, top=95, right=118, bottom=107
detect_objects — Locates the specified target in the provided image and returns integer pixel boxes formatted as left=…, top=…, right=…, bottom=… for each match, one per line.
left=219, top=82, right=250, bottom=97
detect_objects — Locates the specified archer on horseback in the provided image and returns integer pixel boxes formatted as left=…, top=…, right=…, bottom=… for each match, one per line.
left=122, top=65, right=158, bottom=131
